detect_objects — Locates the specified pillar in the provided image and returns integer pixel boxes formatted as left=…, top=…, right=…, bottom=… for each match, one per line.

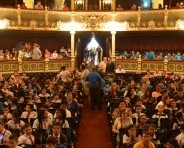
left=71, top=0, right=75, bottom=11
left=70, top=31, right=76, bottom=69
left=112, top=0, right=116, bottom=11
left=111, top=31, right=116, bottom=61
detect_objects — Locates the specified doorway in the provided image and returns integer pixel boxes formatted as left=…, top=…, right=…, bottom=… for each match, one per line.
left=76, top=32, right=110, bottom=68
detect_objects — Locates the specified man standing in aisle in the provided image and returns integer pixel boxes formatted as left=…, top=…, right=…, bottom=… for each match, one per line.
left=99, top=57, right=107, bottom=74
left=85, top=66, right=103, bottom=110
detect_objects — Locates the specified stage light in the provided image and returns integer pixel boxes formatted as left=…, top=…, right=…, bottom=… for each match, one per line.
left=0, top=19, right=10, bottom=29
left=141, top=0, right=152, bottom=9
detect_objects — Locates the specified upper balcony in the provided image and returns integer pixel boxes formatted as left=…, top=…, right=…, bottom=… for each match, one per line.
left=0, top=1, right=184, bottom=32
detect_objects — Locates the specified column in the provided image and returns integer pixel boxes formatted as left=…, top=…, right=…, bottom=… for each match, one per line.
left=70, top=31, right=76, bottom=69
left=111, top=31, right=116, bottom=61
left=71, top=0, right=75, bottom=11
left=112, top=0, right=116, bottom=11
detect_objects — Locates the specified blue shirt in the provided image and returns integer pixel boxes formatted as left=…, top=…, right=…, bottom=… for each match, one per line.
left=85, top=71, right=102, bottom=87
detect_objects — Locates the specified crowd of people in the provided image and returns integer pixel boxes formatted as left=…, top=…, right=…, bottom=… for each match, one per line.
left=116, top=50, right=184, bottom=61
left=5, top=0, right=184, bottom=11
left=0, top=55, right=184, bottom=147
left=0, top=42, right=70, bottom=60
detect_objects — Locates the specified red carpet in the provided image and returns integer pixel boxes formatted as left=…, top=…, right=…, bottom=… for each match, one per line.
left=77, top=104, right=112, bottom=148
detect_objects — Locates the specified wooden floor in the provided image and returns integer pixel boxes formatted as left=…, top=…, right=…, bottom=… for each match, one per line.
left=77, top=103, right=112, bottom=148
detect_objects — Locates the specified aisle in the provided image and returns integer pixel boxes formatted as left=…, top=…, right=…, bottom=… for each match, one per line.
left=77, top=104, right=112, bottom=148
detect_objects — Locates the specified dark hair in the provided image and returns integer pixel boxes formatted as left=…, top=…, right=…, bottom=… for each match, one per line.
left=22, top=124, right=31, bottom=131
left=176, top=111, right=183, bottom=119
left=80, top=64, right=86, bottom=70
left=127, top=124, right=136, bottom=130
left=46, top=136, right=58, bottom=145
left=12, top=111, right=20, bottom=118
left=167, top=138, right=180, bottom=148
left=135, top=105, right=142, bottom=109
left=181, top=124, right=184, bottom=130
left=52, top=122, right=61, bottom=129
left=26, top=104, right=34, bottom=110
left=142, top=131, right=151, bottom=136
left=9, top=134, right=18, bottom=141
left=56, top=108, right=66, bottom=122
left=148, top=124, right=156, bottom=129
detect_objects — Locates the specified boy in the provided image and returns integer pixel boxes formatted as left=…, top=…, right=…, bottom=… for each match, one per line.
left=8, top=134, right=22, bottom=148
left=48, top=122, right=67, bottom=145
left=18, top=124, right=35, bottom=145
left=0, top=120, right=11, bottom=145
left=175, top=124, right=184, bottom=146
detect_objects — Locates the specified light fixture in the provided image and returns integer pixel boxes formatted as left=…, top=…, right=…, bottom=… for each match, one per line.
left=104, top=21, right=129, bottom=31
left=57, top=20, right=83, bottom=31
left=76, top=0, right=83, bottom=5
left=0, top=19, right=10, bottom=29
left=176, top=19, right=184, bottom=30
left=104, top=0, right=111, bottom=4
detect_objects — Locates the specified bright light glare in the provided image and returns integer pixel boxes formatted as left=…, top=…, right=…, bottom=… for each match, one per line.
left=176, top=19, right=184, bottom=30
left=87, top=37, right=99, bottom=49
left=144, top=2, right=149, bottom=8
left=0, top=19, right=10, bottom=29
left=104, top=21, right=129, bottom=31
left=57, top=20, right=82, bottom=31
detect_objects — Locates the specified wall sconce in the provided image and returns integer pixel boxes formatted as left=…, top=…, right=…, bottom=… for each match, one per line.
left=76, top=0, right=84, bottom=10
left=176, top=19, right=184, bottom=30
left=103, top=0, right=111, bottom=10
left=0, top=19, right=10, bottom=29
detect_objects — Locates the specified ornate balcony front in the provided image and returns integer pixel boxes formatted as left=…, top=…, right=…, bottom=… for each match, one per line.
left=0, top=6, right=184, bottom=32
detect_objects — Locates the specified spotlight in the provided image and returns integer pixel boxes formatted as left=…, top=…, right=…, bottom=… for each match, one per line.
left=141, top=0, right=152, bottom=9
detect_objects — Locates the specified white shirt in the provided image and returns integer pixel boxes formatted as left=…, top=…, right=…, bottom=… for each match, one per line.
left=33, top=118, right=53, bottom=130
left=54, top=109, right=71, bottom=118
left=18, top=134, right=35, bottom=145
left=7, top=120, right=25, bottom=130
left=176, top=132, right=184, bottom=146
left=21, top=111, right=37, bottom=119
left=115, top=69, right=125, bottom=73
left=0, top=128, right=11, bottom=144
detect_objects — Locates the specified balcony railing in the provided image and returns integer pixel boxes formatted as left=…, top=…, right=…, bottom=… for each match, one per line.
left=0, top=6, right=184, bottom=31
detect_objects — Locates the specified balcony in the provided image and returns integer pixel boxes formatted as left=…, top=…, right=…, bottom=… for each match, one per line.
left=0, top=6, right=183, bottom=32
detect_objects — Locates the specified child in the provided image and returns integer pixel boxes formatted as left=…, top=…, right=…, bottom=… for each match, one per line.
left=175, top=124, right=184, bottom=146
left=21, top=104, right=37, bottom=119
left=0, top=120, right=11, bottom=145
left=7, top=111, right=25, bottom=130
left=46, top=136, right=58, bottom=148
left=18, top=124, right=35, bottom=145
left=8, top=134, right=22, bottom=148
left=132, top=105, right=145, bottom=125
left=48, top=122, right=67, bottom=145
left=0, top=105, right=12, bottom=122
left=152, top=104, right=168, bottom=127
left=148, top=124, right=160, bottom=144
left=137, top=115, right=149, bottom=131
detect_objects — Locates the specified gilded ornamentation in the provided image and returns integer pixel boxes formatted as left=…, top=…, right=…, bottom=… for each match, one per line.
left=30, top=20, right=37, bottom=29
left=81, top=14, right=106, bottom=29
left=148, top=20, right=156, bottom=29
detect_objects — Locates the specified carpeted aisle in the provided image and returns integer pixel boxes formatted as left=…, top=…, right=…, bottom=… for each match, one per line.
left=77, top=104, right=112, bottom=148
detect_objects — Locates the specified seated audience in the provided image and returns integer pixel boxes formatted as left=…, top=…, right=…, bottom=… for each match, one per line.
left=133, top=131, right=155, bottom=148
left=48, top=122, right=67, bottom=145
left=175, top=124, right=184, bottom=147
left=123, top=124, right=141, bottom=144
left=8, top=134, right=21, bottom=148
left=0, top=120, right=11, bottom=145
left=18, top=124, right=35, bottom=145
left=35, top=1, right=44, bottom=9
